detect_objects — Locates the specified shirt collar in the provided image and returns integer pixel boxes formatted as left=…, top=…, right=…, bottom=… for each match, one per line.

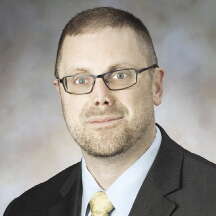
left=81, top=156, right=101, bottom=216
left=81, top=125, right=162, bottom=216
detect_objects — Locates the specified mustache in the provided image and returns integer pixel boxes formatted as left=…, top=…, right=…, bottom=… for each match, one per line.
left=83, top=106, right=128, bottom=118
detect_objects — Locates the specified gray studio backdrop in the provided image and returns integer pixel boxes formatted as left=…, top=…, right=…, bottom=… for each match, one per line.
left=1, top=0, right=216, bottom=213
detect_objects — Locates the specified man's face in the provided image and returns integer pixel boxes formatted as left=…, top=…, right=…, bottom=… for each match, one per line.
left=55, top=27, right=163, bottom=157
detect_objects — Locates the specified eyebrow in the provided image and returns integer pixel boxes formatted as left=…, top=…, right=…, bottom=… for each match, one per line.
left=67, top=63, right=137, bottom=75
left=108, top=63, right=136, bottom=71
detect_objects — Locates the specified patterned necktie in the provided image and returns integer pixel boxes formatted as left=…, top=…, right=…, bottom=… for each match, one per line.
left=89, top=191, right=114, bottom=216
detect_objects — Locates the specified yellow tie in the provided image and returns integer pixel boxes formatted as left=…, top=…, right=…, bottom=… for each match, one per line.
left=89, top=191, right=114, bottom=216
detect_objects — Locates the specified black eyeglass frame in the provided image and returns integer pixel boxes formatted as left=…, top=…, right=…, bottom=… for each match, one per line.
left=57, top=63, right=158, bottom=95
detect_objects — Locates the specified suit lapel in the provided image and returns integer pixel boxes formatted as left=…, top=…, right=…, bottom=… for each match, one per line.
left=48, top=162, right=83, bottom=216
left=129, top=124, right=183, bottom=216
left=128, top=183, right=176, bottom=216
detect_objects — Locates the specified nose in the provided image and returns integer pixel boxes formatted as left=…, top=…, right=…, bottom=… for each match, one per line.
left=92, top=78, right=114, bottom=106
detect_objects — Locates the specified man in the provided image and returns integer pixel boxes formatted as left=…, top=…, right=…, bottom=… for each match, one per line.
left=4, top=7, right=216, bottom=216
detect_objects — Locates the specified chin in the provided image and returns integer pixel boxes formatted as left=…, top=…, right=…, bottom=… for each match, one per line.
left=81, top=143, right=131, bottom=158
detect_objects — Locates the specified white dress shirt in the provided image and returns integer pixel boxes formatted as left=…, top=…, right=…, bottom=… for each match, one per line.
left=81, top=125, right=162, bottom=216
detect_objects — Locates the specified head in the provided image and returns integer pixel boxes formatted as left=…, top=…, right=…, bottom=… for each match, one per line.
left=53, top=7, right=164, bottom=158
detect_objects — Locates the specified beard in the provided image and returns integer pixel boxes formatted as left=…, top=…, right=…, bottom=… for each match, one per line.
left=62, top=104, right=154, bottom=158
left=73, top=122, right=137, bottom=157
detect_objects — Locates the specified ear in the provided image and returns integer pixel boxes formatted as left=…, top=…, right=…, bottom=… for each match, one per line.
left=152, top=67, right=164, bottom=106
left=53, top=79, right=60, bottom=94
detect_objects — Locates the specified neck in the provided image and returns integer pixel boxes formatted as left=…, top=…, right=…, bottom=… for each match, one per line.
left=82, top=122, right=156, bottom=190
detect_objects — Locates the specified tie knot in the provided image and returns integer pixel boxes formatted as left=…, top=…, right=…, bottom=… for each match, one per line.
left=89, top=191, right=114, bottom=216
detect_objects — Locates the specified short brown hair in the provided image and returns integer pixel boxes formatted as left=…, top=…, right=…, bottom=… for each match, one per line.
left=54, top=7, right=158, bottom=78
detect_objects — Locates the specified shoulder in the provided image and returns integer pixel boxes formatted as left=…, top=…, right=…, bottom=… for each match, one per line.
left=157, top=123, right=216, bottom=193
left=157, top=124, right=216, bottom=212
left=167, top=131, right=216, bottom=182
left=157, top=123, right=216, bottom=174
left=182, top=147, right=216, bottom=183
left=168, top=145, right=216, bottom=212
left=3, top=161, right=81, bottom=215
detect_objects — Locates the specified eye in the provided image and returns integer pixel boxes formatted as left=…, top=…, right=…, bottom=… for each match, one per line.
left=112, top=71, right=128, bottom=80
left=74, top=75, right=91, bottom=85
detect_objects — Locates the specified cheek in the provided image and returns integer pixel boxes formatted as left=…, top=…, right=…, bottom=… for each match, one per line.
left=116, top=91, right=138, bottom=119
left=119, top=87, right=153, bottom=119
left=61, top=94, right=86, bottom=121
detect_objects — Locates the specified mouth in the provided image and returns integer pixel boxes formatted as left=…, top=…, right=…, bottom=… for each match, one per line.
left=86, top=116, right=123, bottom=128
left=88, top=116, right=123, bottom=123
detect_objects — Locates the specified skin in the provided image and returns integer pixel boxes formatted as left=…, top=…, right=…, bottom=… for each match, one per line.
left=53, top=27, right=164, bottom=189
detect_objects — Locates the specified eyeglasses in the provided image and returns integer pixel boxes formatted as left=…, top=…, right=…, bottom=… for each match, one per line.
left=57, top=64, right=158, bottom=95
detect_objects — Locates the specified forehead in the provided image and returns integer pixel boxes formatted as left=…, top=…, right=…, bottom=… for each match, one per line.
left=59, top=27, right=148, bottom=75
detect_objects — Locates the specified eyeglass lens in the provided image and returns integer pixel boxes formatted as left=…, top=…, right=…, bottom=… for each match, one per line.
left=64, top=69, right=137, bottom=94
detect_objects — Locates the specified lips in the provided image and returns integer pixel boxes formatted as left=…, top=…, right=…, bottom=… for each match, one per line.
left=87, top=116, right=123, bottom=124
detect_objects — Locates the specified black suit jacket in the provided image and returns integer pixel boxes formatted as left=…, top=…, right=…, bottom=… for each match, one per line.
left=4, top=124, right=216, bottom=216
